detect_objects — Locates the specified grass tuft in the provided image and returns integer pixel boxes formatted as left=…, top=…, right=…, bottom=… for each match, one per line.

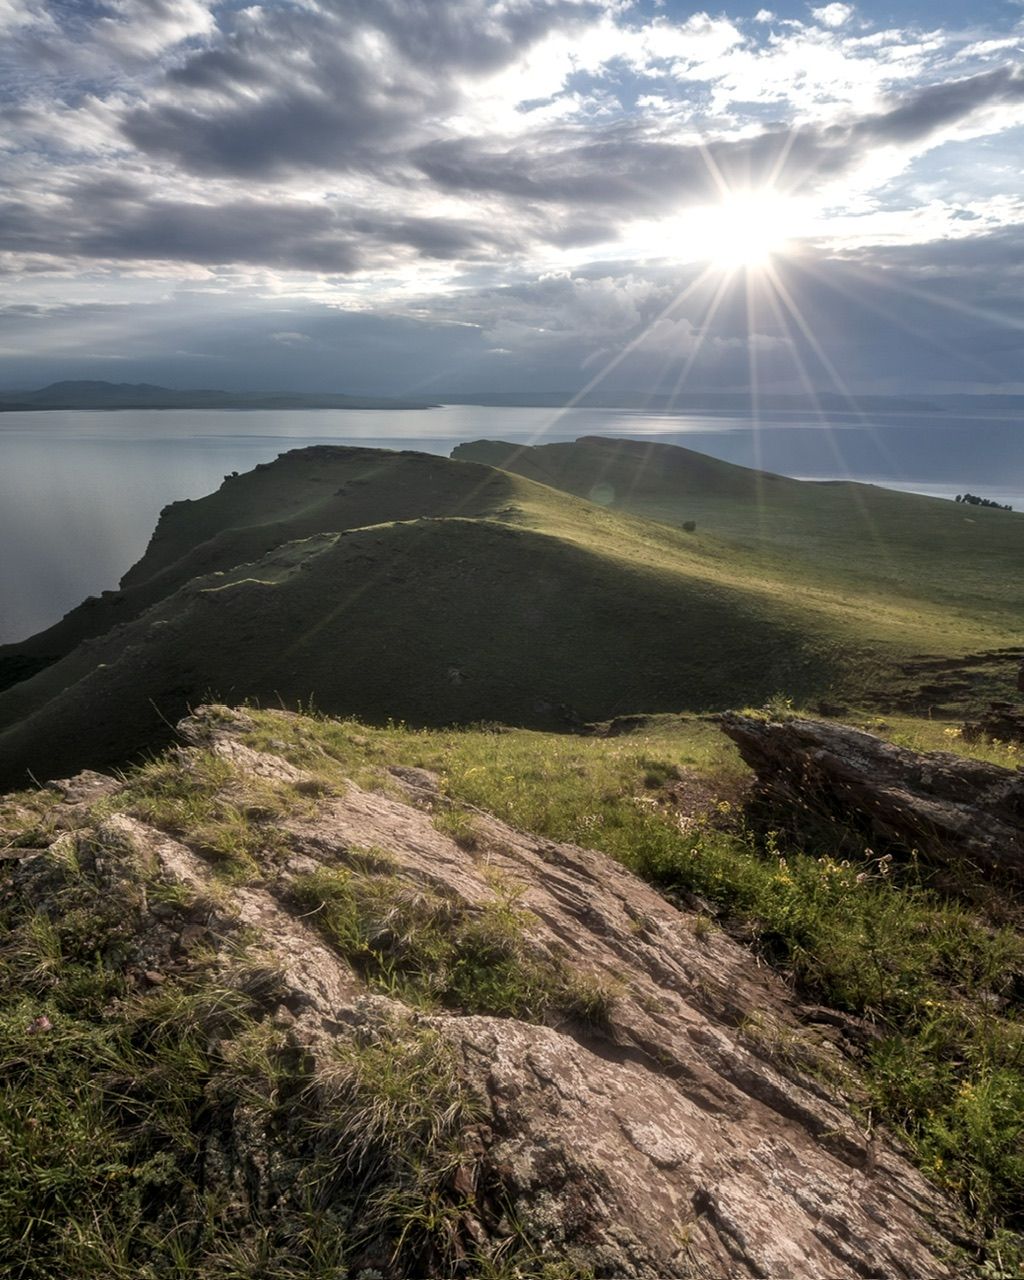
left=290, top=863, right=614, bottom=1025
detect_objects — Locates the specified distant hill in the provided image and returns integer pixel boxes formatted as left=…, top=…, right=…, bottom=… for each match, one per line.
left=0, top=439, right=1021, bottom=786
left=0, top=380, right=436, bottom=411
left=453, top=435, right=1024, bottom=637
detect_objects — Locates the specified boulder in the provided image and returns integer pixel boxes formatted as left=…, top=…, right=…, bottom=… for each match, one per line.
left=719, top=713, right=1024, bottom=882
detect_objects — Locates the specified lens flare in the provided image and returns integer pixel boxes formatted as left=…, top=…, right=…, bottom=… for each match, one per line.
left=686, top=191, right=797, bottom=270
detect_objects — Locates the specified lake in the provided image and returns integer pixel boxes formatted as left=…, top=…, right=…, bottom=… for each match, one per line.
left=2, top=404, right=1022, bottom=643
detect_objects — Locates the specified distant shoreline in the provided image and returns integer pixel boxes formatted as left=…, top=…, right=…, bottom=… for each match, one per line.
left=0, top=398, right=440, bottom=412
left=4, top=380, right=1024, bottom=418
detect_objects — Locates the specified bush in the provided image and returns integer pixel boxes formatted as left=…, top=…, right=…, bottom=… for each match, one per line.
left=956, top=493, right=1012, bottom=511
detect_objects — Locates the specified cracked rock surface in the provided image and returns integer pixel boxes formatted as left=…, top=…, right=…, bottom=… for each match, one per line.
left=720, top=712, right=1024, bottom=883
left=4, top=706, right=968, bottom=1278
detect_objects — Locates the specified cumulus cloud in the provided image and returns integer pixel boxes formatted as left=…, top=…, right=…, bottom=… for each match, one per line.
left=811, top=4, right=854, bottom=29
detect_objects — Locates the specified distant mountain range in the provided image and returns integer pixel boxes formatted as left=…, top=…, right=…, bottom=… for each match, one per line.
left=0, top=380, right=438, bottom=411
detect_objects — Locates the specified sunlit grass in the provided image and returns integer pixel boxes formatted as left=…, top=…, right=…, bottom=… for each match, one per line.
left=2, top=703, right=1022, bottom=1273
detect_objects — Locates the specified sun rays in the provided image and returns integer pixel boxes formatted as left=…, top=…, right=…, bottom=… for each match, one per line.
left=684, top=190, right=800, bottom=271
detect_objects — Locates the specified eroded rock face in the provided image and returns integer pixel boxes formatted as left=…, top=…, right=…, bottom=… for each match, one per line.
left=964, top=702, right=1024, bottom=747
left=720, top=712, right=1024, bottom=883
left=3, top=707, right=968, bottom=1278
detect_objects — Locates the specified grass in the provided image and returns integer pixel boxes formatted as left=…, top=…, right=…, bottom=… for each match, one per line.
left=878, top=715, right=1024, bottom=768
left=3, top=437, right=1016, bottom=1270
left=455, top=436, right=1024, bottom=642
left=308, top=1024, right=477, bottom=1272
left=289, top=863, right=615, bottom=1025
left=102, top=746, right=318, bottom=880
left=0, top=783, right=596, bottom=1279
left=1, top=700, right=1022, bottom=1271
left=0, top=832, right=267, bottom=1278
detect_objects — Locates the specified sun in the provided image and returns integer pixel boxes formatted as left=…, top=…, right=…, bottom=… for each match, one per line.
left=683, top=190, right=798, bottom=271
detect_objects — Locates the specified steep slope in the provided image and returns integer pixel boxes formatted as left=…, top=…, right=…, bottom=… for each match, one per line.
left=452, top=436, right=1024, bottom=641
left=0, top=446, right=521, bottom=684
left=0, top=705, right=970, bottom=1278
left=0, top=516, right=832, bottom=787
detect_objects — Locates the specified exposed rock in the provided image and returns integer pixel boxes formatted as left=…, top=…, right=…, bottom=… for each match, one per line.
left=1, top=707, right=971, bottom=1278
left=387, top=763, right=443, bottom=800
left=964, top=701, right=1024, bottom=746
left=603, top=714, right=655, bottom=737
left=719, top=712, right=1024, bottom=882
left=46, top=768, right=121, bottom=805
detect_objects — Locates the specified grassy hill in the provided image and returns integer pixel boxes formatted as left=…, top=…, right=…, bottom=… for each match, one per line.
left=0, top=441, right=1019, bottom=786
left=453, top=436, right=1024, bottom=654
left=2, top=702, right=1020, bottom=1276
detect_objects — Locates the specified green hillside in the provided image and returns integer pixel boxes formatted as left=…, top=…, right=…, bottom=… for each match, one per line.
left=0, top=446, right=522, bottom=686
left=452, top=436, right=1024, bottom=640
left=0, top=441, right=1019, bottom=786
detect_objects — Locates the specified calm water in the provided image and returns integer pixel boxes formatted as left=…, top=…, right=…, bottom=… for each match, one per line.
left=2, top=405, right=1022, bottom=643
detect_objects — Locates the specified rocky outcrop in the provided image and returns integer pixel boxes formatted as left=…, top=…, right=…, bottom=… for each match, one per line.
left=720, top=713, right=1024, bottom=882
left=964, top=701, right=1024, bottom=746
left=2, top=706, right=969, bottom=1278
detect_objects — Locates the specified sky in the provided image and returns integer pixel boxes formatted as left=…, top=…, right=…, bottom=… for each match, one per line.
left=2, top=0, right=1024, bottom=399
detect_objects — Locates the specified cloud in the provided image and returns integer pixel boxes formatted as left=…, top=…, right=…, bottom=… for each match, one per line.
left=0, top=180, right=528, bottom=274
left=811, top=4, right=853, bottom=29
left=5, top=237, right=1024, bottom=398
left=122, top=0, right=616, bottom=176
left=93, top=0, right=216, bottom=57
left=0, top=0, right=54, bottom=35
left=413, top=64, right=1024, bottom=221
left=853, top=64, right=1024, bottom=147
left=1, top=0, right=1024, bottom=400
